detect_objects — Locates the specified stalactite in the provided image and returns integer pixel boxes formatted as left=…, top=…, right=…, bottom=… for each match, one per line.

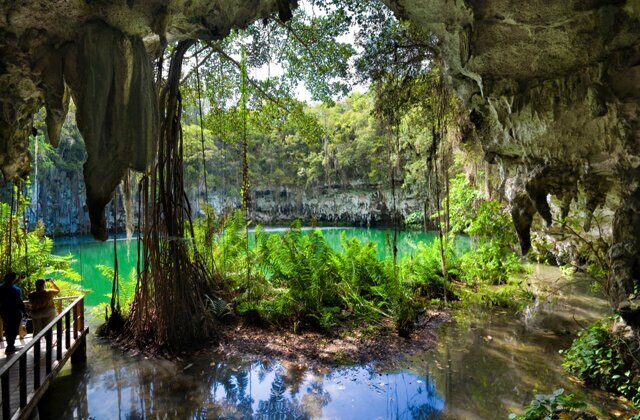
left=123, top=170, right=134, bottom=240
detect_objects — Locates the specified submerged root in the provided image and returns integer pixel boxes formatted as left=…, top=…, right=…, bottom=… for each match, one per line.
left=97, top=310, right=127, bottom=338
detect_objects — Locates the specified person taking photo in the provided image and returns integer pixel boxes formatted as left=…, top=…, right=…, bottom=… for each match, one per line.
left=28, top=278, right=60, bottom=334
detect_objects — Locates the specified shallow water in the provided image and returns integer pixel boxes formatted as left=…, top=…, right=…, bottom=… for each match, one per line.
left=41, top=232, right=630, bottom=419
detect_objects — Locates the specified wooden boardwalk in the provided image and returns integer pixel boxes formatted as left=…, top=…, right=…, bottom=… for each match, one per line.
left=0, top=296, right=88, bottom=420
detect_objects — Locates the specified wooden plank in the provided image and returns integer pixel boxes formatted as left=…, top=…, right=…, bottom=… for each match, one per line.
left=0, top=327, right=86, bottom=420
left=18, top=356, right=25, bottom=408
left=10, top=327, right=89, bottom=420
left=0, top=296, right=85, bottom=420
left=2, top=371, right=10, bottom=420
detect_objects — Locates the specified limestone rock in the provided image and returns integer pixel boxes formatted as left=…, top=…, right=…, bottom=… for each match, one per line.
left=384, top=0, right=640, bottom=327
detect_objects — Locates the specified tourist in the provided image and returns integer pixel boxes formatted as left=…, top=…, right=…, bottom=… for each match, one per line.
left=28, top=279, right=60, bottom=334
left=0, top=272, right=26, bottom=355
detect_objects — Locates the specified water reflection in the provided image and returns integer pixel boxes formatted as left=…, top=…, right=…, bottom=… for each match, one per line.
left=41, top=342, right=444, bottom=419
left=40, top=265, right=630, bottom=419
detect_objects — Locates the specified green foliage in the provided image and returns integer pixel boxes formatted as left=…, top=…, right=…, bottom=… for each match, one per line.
left=561, top=319, right=640, bottom=405
left=509, top=389, right=587, bottom=420
left=447, top=173, right=481, bottom=234
left=249, top=221, right=407, bottom=331
left=197, top=207, right=531, bottom=334
left=193, top=210, right=256, bottom=292
left=444, top=176, right=523, bottom=285
left=403, top=211, right=423, bottom=227
left=401, top=240, right=459, bottom=300
left=94, top=265, right=137, bottom=316
left=0, top=198, right=81, bottom=294
left=456, top=279, right=535, bottom=310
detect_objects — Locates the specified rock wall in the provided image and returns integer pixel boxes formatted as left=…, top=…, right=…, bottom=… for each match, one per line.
left=28, top=167, right=129, bottom=236
left=383, top=0, right=640, bottom=327
left=251, top=186, right=418, bottom=226
left=190, top=184, right=420, bottom=226
left=34, top=178, right=419, bottom=235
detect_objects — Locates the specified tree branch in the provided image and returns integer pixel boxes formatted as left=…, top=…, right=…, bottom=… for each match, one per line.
left=180, top=47, right=216, bottom=85
left=204, top=42, right=286, bottom=109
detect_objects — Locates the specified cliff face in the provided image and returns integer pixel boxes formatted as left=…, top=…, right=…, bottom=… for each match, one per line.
left=246, top=186, right=417, bottom=226
left=383, top=0, right=640, bottom=326
left=34, top=180, right=416, bottom=235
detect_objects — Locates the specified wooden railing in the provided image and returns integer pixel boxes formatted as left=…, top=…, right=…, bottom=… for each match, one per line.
left=0, top=295, right=88, bottom=420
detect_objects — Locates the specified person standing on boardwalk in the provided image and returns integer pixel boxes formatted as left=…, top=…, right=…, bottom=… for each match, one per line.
left=28, top=279, right=60, bottom=334
left=0, top=272, right=26, bottom=355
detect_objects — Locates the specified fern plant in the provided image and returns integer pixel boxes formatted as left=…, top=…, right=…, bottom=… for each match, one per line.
left=0, top=200, right=81, bottom=294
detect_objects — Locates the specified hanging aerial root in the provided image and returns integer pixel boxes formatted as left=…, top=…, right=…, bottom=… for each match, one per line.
left=125, top=40, right=220, bottom=354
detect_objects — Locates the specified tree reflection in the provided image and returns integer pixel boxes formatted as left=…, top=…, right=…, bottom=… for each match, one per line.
left=40, top=344, right=441, bottom=419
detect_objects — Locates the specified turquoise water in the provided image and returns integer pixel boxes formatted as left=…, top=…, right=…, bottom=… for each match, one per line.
left=52, top=228, right=448, bottom=307
left=38, top=265, right=628, bottom=418
left=45, top=231, right=631, bottom=418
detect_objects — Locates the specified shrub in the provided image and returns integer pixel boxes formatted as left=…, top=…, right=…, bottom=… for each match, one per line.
left=460, top=200, right=522, bottom=284
left=402, top=239, right=459, bottom=300
left=561, top=319, right=640, bottom=406
left=442, top=174, right=523, bottom=285
left=403, top=211, right=423, bottom=228
left=509, top=389, right=589, bottom=420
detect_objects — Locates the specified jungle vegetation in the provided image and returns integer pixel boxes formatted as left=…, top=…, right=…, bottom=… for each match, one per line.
left=0, top=0, right=546, bottom=344
left=1, top=5, right=627, bottom=413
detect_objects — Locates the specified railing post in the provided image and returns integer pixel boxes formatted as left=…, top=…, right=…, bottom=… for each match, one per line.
left=73, top=303, right=79, bottom=340
left=56, top=319, right=63, bottom=361
left=19, top=354, right=27, bottom=408
left=2, top=372, right=10, bottom=419
left=45, top=329, right=52, bottom=375
left=79, top=297, right=85, bottom=331
left=71, top=297, right=87, bottom=365
left=34, top=338, right=41, bottom=389
left=65, top=312, right=71, bottom=349
left=71, top=334, right=87, bottom=365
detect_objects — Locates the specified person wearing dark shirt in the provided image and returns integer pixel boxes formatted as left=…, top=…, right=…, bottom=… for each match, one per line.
left=0, top=272, right=26, bottom=355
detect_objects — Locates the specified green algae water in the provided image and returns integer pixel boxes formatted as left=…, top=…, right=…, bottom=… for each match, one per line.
left=52, top=228, right=446, bottom=307
left=44, top=231, right=632, bottom=419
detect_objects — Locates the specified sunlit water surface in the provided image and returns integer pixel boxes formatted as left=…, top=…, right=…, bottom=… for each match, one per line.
left=39, top=229, right=627, bottom=419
